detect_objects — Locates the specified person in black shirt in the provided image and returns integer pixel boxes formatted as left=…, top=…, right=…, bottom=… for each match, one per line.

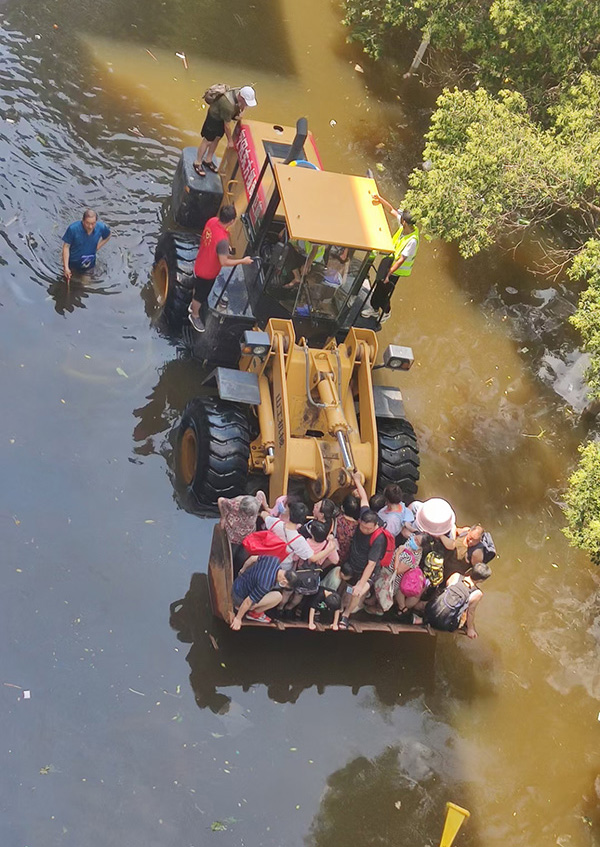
left=339, top=472, right=387, bottom=629
left=307, top=587, right=342, bottom=630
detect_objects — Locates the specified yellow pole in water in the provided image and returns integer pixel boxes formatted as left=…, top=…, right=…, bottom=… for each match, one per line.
left=439, top=802, right=470, bottom=847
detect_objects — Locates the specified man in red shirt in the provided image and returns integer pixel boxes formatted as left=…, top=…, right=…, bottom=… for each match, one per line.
left=189, top=204, right=253, bottom=332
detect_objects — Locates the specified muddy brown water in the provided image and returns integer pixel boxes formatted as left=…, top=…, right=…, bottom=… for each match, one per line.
left=1, top=1, right=599, bottom=846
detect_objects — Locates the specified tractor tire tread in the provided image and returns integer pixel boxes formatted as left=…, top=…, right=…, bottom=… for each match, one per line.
left=154, top=231, right=201, bottom=331
left=178, top=398, right=250, bottom=504
left=376, top=417, right=420, bottom=498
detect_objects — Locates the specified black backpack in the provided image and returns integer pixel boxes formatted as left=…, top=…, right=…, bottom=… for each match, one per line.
left=293, top=567, right=321, bottom=595
left=467, top=531, right=496, bottom=565
left=424, top=579, right=472, bottom=632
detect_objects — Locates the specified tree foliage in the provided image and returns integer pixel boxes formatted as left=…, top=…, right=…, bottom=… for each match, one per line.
left=343, top=0, right=600, bottom=103
left=569, top=240, right=600, bottom=400
left=563, top=440, right=600, bottom=564
left=403, top=77, right=600, bottom=257
left=341, top=1, right=600, bottom=563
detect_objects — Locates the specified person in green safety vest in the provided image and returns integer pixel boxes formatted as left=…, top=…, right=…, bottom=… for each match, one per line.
left=362, top=193, right=420, bottom=321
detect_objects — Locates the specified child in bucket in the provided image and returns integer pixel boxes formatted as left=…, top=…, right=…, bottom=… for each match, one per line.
left=305, top=519, right=339, bottom=568
left=307, top=587, right=342, bottom=630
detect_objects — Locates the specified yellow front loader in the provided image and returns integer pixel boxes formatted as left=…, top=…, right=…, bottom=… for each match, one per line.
left=177, top=317, right=419, bottom=505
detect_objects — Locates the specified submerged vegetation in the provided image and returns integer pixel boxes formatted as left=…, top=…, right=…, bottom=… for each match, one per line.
left=343, top=0, right=600, bottom=561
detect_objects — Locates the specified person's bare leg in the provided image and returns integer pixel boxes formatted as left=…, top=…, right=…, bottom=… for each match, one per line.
left=395, top=589, right=408, bottom=612
left=251, top=591, right=283, bottom=616
left=341, top=584, right=369, bottom=626
left=202, top=137, right=220, bottom=167
left=196, top=138, right=209, bottom=163
left=277, top=589, right=292, bottom=610
left=284, top=593, right=303, bottom=611
left=345, top=584, right=367, bottom=617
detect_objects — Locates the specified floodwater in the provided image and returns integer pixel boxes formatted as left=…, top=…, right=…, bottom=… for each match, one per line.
left=1, top=1, right=599, bottom=846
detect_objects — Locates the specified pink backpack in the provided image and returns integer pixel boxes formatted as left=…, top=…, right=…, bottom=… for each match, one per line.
left=399, top=567, right=425, bottom=598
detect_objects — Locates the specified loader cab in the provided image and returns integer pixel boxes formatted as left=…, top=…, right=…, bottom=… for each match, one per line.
left=213, top=123, right=395, bottom=346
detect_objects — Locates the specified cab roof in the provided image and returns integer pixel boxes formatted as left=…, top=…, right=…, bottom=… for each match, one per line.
left=273, top=162, right=394, bottom=253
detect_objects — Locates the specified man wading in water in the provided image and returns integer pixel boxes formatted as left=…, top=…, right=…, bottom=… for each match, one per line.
left=62, top=209, right=111, bottom=283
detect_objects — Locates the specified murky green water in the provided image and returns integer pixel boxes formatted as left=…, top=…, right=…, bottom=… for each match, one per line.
left=1, top=1, right=599, bottom=846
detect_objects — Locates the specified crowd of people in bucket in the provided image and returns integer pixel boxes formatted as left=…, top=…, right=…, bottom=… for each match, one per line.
left=218, top=474, right=496, bottom=635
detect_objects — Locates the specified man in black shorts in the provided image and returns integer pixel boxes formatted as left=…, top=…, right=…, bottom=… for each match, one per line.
left=337, top=471, right=388, bottom=628
left=194, top=85, right=257, bottom=177
left=338, top=508, right=387, bottom=628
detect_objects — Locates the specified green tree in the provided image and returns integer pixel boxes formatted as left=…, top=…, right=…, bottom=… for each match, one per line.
left=400, top=79, right=600, bottom=559
left=343, top=0, right=600, bottom=104
left=563, top=440, right=600, bottom=565
left=403, top=77, right=600, bottom=258
left=569, top=240, right=600, bottom=402
left=341, top=1, right=600, bottom=562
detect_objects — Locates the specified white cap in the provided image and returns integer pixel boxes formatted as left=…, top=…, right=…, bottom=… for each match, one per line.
left=239, top=85, right=257, bottom=107
left=414, top=498, right=456, bottom=536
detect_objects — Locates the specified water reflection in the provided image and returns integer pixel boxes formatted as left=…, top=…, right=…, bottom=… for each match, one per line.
left=171, top=572, right=436, bottom=713
left=46, top=272, right=120, bottom=315
left=11, top=0, right=298, bottom=76
left=307, top=747, right=479, bottom=847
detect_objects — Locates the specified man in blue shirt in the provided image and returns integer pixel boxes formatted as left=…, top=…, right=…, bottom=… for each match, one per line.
left=230, top=555, right=298, bottom=629
left=62, top=209, right=111, bottom=282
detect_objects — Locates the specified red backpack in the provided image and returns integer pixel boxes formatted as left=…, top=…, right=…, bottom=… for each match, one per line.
left=242, top=530, right=288, bottom=561
left=369, top=527, right=395, bottom=568
left=242, top=525, right=302, bottom=562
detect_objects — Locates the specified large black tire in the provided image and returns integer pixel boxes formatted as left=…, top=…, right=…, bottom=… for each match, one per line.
left=377, top=417, right=420, bottom=500
left=177, top=398, right=250, bottom=505
left=153, top=231, right=201, bottom=332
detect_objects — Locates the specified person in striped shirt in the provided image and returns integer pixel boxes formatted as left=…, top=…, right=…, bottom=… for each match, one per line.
left=230, top=555, right=298, bottom=629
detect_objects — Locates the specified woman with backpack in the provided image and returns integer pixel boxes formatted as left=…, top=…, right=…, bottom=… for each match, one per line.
left=392, top=533, right=427, bottom=614
left=423, top=562, right=492, bottom=638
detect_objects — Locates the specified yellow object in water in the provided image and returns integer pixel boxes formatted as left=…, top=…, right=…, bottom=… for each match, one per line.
left=439, top=802, right=470, bottom=847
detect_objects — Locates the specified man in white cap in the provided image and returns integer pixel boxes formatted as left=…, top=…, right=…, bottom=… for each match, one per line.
left=194, top=85, right=257, bottom=177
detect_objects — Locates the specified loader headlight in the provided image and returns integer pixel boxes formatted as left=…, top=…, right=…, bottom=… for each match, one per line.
left=383, top=344, right=414, bottom=371
left=241, top=331, right=271, bottom=360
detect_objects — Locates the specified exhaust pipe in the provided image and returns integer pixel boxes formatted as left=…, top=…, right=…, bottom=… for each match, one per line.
left=283, top=118, right=308, bottom=164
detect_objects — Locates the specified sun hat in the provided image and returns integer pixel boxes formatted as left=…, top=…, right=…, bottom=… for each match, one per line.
left=239, top=85, right=257, bottom=107
left=414, top=498, right=456, bottom=536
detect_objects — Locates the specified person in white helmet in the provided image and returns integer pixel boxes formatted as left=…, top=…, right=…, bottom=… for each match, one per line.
left=194, top=85, right=257, bottom=177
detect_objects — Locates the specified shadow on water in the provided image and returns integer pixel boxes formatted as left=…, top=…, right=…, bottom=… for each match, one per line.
left=170, top=573, right=437, bottom=713
left=132, top=354, right=202, bottom=453
left=170, top=572, right=488, bottom=847
left=305, top=746, right=480, bottom=847
left=10, top=0, right=297, bottom=76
